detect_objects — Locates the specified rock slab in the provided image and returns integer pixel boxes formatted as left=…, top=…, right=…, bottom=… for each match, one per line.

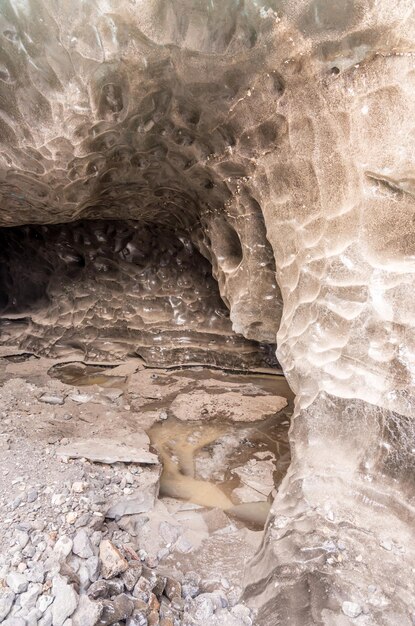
left=56, top=437, right=158, bottom=465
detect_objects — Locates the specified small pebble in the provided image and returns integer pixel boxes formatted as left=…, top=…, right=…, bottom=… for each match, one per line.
left=342, top=601, right=362, bottom=618
left=66, top=512, right=77, bottom=525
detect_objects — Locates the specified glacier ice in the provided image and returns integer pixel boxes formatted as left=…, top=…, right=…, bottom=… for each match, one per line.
left=0, top=0, right=414, bottom=623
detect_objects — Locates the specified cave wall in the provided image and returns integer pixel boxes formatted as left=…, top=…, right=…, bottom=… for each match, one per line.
left=0, top=1, right=414, bottom=624
left=240, top=4, right=415, bottom=624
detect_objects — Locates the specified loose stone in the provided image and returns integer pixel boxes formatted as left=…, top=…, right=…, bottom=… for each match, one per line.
left=164, top=578, right=181, bottom=601
left=86, top=556, right=100, bottom=582
left=0, top=588, right=15, bottom=621
left=88, top=579, right=124, bottom=600
left=99, top=540, right=128, bottom=579
left=72, top=482, right=89, bottom=494
left=39, top=613, right=52, bottom=626
left=39, top=394, right=65, bottom=405
left=121, top=562, right=143, bottom=591
left=126, top=613, right=148, bottom=626
left=66, top=512, right=78, bottom=525
left=15, top=530, right=30, bottom=548
left=3, top=618, right=27, bottom=626
left=72, top=594, right=103, bottom=626
left=20, top=582, right=42, bottom=609
left=54, top=536, right=73, bottom=560
left=27, top=490, right=38, bottom=503
left=38, top=594, right=54, bottom=613
left=51, top=575, right=78, bottom=626
left=342, top=601, right=362, bottom=618
left=98, top=593, right=134, bottom=625
left=6, top=571, right=29, bottom=594
left=72, top=529, right=94, bottom=559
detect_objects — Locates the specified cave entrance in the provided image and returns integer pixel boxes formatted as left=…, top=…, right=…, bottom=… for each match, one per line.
left=0, top=219, right=278, bottom=370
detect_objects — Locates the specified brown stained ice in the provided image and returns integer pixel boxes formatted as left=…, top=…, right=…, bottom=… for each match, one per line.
left=0, top=1, right=414, bottom=624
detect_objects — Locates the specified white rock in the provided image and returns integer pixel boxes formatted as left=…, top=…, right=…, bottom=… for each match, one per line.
left=175, top=536, right=194, bottom=554
left=231, top=604, right=253, bottom=623
left=25, top=607, right=42, bottom=626
left=66, top=512, right=77, bottom=525
left=39, top=608, right=53, bottom=626
left=56, top=435, right=158, bottom=465
left=77, top=563, right=90, bottom=590
left=38, top=594, right=54, bottom=613
left=39, top=394, right=65, bottom=405
left=191, top=595, right=214, bottom=620
left=20, top=583, right=42, bottom=609
left=51, top=575, right=78, bottom=626
left=3, top=617, right=27, bottom=626
left=52, top=494, right=66, bottom=507
left=53, top=536, right=73, bottom=560
left=26, top=563, right=45, bottom=584
left=72, top=530, right=94, bottom=559
left=0, top=588, right=15, bottom=621
left=342, top=601, right=362, bottom=618
left=69, top=393, right=93, bottom=404
left=72, top=594, right=102, bottom=626
left=6, top=572, right=28, bottom=594
left=71, top=482, right=88, bottom=494
left=15, top=531, right=29, bottom=550
left=85, top=556, right=100, bottom=582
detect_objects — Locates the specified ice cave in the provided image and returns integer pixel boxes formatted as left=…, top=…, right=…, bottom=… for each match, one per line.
left=0, top=1, right=414, bottom=625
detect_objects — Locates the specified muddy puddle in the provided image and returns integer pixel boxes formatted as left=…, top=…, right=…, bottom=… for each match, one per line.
left=147, top=371, right=293, bottom=530
left=148, top=414, right=290, bottom=529
left=48, top=360, right=293, bottom=530
left=48, top=362, right=125, bottom=387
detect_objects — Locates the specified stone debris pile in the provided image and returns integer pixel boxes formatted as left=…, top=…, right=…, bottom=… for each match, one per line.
left=0, top=528, right=254, bottom=626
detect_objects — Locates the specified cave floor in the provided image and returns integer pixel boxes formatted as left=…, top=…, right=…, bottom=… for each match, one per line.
left=0, top=352, right=293, bottom=625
